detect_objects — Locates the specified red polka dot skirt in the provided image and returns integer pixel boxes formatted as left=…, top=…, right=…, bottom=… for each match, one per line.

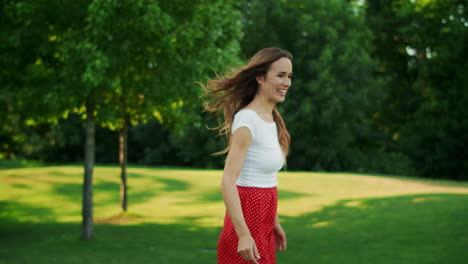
left=217, top=186, right=278, bottom=264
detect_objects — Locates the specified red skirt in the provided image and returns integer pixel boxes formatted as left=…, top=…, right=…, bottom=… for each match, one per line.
left=217, top=186, right=278, bottom=264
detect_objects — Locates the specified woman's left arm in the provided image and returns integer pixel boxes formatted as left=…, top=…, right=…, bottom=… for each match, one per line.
left=274, top=215, right=287, bottom=251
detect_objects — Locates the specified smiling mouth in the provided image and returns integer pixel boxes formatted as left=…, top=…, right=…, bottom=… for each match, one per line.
left=277, top=89, right=287, bottom=97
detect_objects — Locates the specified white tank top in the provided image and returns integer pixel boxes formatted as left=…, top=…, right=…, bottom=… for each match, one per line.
left=231, top=109, right=284, bottom=188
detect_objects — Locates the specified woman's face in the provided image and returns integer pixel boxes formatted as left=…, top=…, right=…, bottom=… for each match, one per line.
left=256, top=57, right=293, bottom=104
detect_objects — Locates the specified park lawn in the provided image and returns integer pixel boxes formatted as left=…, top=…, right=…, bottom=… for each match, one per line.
left=1, top=166, right=468, bottom=264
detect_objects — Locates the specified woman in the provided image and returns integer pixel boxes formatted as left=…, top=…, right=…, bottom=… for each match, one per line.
left=202, top=47, right=293, bottom=264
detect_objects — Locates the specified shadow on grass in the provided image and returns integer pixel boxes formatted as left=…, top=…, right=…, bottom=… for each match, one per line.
left=156, top=177, right=191, bottom=192
left=0, top=220, right=220, bottom=264
left=0, top=201, right=57, bottom=223
left=0, top=199, right=218, bottom=264
left=198, top=188, right=312, bottom=202
left=12, top=183, right=30, bottom=189
left=51, top=181, right=130, bottom=205
left=125, top=172, right=192, bottom=192
left=48, top=170, right=82, bottom=178
left=2, top=194, right=467, bottom=264
left=49, top=174, right=192, bottom=206
left=127, top=172, right=145, bottom=179
left=279, top=193, right=468, bottom=264
left=52, top=183, right=82, bottom=198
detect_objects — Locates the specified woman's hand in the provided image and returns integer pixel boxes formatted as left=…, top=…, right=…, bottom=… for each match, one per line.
left=274, top=223, right=287, bottom=251
left=238, top=235, right=261, bottom=263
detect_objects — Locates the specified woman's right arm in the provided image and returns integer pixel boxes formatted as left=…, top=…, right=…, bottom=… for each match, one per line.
left=221, top=127, right=260, bottom=264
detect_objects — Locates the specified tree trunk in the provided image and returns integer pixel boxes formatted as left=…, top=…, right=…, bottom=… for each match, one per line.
left=119, top=117, right=128, bottom=212
left=81, top=96, right=95, bottom=240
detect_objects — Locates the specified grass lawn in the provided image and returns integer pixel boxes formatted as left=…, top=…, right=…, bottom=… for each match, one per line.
left=1, top=165, right=468, bottom=263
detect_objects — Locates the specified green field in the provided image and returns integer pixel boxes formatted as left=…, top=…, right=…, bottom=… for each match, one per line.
left=1, top=166, right=468, bottom=263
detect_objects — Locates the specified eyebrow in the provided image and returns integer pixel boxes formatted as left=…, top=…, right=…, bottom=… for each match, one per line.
left=278, top=71, right=292, bottom=75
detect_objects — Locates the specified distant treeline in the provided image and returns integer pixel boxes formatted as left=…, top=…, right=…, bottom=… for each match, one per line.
left=1, top=0, right=466, bottom=180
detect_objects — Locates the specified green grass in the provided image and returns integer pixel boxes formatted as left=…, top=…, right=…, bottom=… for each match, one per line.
left=1, top=166, right=468, bottom=263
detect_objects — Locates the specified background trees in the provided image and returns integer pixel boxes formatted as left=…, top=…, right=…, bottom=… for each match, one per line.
left=1, top=0, right=243, bottom=239
left=1, top=0, right=466, bottom=188
left=364, top=0, right=467, bottom=179
left=239, top=0, right=390, bottom=173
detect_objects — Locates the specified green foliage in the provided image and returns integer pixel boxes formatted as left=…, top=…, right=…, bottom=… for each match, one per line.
left=365, top=0, right=468, bottom=179
left=78, top=0, right=243, bottom=129
left=170, top=108, right=228, bottom=168
left=1, top=0, right=243, bottom=165
left=1, top=0, right=466, bottom=179
left=346, top=150, right=415, bottom=176
left=0, top=0, right=86, bottom=120
left=239, top=0, right=387, bottom=172
left=400, top=0, right=468, bottom=179
left=127, top=121, right=182, bottom=166
left=1, top=0, right=243, bottom=125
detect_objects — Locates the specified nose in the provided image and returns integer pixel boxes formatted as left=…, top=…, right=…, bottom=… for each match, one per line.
left=284, top=77, right=291, bottom=88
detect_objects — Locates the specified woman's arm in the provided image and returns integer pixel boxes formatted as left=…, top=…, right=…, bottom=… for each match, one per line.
left=221, top=127, right=260, bottom=264
left=274, top=215, right=287, bottom=251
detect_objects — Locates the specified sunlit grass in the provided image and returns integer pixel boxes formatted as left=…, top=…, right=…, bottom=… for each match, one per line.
left=1, top=166, right=468, bottom=263
left=2, top=166, right=467, bottom=226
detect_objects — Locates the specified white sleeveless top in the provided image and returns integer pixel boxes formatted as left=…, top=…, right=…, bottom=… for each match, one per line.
left=231, top=109, right=284, bottom=188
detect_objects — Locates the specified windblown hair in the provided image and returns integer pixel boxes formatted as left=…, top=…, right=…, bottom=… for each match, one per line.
left=201, top=47, right=292, bottom=158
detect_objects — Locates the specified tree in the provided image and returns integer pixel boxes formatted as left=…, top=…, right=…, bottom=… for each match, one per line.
left=83, top=0, right=243, bottom=211
left=364, top=0, right=467, bottom=179
left=239, top=0, right=386, bottom=172
left=1, top=0, right=98, bottom=239
left=1, top=0, right=243, bottom=239
left=397, top=0, right=468, bottom=179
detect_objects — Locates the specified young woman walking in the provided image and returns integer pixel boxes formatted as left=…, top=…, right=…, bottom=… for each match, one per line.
left=203, top=47, right=293, bottom=264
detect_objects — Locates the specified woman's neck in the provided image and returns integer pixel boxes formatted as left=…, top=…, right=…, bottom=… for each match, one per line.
left=247, top=95, right=275, bottom=119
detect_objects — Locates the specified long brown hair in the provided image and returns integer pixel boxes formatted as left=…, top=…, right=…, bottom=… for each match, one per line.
left=201, top=47, right=292, bottom=158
